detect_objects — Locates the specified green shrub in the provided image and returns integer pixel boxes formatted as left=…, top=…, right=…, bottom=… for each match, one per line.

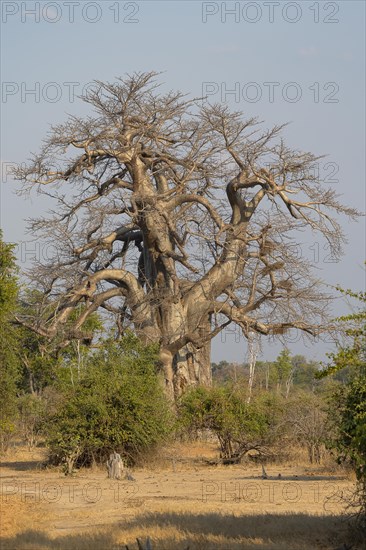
left=0, top=232, right=21, bottom=453
left=46, top=333, right=172, bottom=473
left=331, top=368, right=366, bottom=528
left=323, top=284, right=366, bottom=530
left=178, top=385, right=269, bottom=461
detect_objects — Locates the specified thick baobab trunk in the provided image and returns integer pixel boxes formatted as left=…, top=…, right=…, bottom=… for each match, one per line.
left=173, top=315, right=212, bottom=398
left=158, top=314, right=212, bottom=400
left=174, top=341, right=211, bottom=395
left=159, top=342, right=211, bottom=401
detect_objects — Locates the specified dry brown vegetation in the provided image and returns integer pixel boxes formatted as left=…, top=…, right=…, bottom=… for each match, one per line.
left=0, top=443, right=361, bottom=550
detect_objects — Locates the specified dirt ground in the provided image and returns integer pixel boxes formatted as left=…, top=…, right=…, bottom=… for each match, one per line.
left=0, top=443, right=361, bottom=550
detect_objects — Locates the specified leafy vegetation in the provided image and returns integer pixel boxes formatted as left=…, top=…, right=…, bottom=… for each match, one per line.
left=212, top=353, right=322, bottom=395
left=286, top=391, right=330, bottom=464
left=179, top=385, right=276, bottom=461
left=2, top=233, right=364, bottom=539
left=323, top=286, right=366, bottom=528
left=0, top=231, right=21, bottom=452
left=46, top=333, right=172, bottom=473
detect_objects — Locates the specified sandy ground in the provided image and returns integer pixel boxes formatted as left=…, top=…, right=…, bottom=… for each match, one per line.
left=0, top=444, right=360, bottom=550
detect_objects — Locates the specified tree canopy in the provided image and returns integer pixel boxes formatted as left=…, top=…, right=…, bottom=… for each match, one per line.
left=324, top=284, right=366, bottom=526
left=14, top=72, right=359, bottom=399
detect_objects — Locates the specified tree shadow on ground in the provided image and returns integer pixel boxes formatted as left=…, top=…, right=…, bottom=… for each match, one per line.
left=238, top=474, right=346, bottom=482
left=0, top=512, right=360, bottom=550
left=0, top=460, right=44, bottom=471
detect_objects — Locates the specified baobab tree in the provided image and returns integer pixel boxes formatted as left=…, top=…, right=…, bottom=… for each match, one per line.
left=14, top=72, right=358, bottom=400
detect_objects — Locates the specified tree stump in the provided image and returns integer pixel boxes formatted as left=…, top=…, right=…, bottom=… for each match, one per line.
left=106, top=452, right=124, bottom=480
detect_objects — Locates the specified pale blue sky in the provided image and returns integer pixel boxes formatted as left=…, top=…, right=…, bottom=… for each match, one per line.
left=1, top=1, right=365, bottom=363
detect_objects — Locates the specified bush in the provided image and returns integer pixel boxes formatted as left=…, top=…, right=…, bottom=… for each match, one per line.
left=331, top=368, right=366, bottom=528
left=46, top=333, right=173, bottom=473
left=178, top=385, right=270, bottom=461
left=336, top=371, right=366, bottom=478
left=285, top=391, right=330, bottom=464
left=0, top=233, right=21, bottom=453
left=322, top=284, right=366, bottom=531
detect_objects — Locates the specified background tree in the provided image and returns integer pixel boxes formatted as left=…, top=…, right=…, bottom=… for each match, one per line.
left=17, top=393, right=46, bottom=450
left=292, top=355, right=319, bottom=391
left=286, top=391, right=329, bottom=464
left=0, top=232, right=20, bottom=452
left=17, top=292, right=103, bottom=394
left=14, top=72, right=359, bottom=400
left=273, top=349, right=294, bottom=398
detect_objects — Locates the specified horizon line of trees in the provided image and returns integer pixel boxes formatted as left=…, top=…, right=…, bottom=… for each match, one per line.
left=211, top=352, right=349, bottom=395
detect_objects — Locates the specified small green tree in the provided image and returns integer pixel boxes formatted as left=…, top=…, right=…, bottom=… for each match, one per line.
left=332, top=373, right=366, bottom=470
left=0, top=232, right=20, bottom=452
left=273, top=349, right=294, bottom=398
left=321, top=285, right=366, bottom=528
left=17, top=291, right=104, bottom=394
left=178, top=385, right=269, bottom=462
left=46, top=333, right=172, bottom=473
left=291, top=355, right=324, bottom=391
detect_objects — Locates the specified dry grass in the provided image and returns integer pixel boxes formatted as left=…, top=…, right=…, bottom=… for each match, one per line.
left=134, top=440, right=220, bottom=470
left=0, top=443, right=361, bottom=550
left=0, top=510, right=353, bottom=550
